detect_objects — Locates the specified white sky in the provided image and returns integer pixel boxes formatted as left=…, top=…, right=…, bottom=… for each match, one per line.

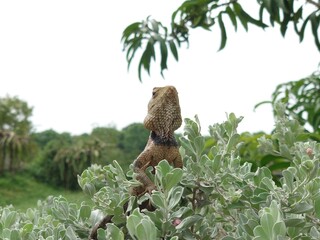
left=0, top=1, right=319, bottom=135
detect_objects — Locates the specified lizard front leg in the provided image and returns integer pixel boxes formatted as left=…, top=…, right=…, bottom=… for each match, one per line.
left=133, top=149, right=156, bottom=195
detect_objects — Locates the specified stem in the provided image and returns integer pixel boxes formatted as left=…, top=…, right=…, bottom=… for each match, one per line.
left=306, top=0, right=320, bottom=9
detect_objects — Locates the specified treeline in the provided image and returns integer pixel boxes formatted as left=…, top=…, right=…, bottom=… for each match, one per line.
left=1, top=71, right=319, bottom=190
left=0, top=94, right=151, bottom=189
left=29, top=124, right=150, bottom=189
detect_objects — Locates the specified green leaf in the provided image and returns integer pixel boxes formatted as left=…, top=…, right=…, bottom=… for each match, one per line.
left=122, top=22, right=141, bottom=41
left=138, top=38, right=155, bottom=81
left=9, top=230, right=20, bottom=240
left=299, top=15, right=311, bottom=42
left=287, top=202, right=313, bottom=214
left=261, top=177, right=274, bottom=191
left=168, top=186, right=184, bottom=210
left=157, top=160, right=172, bottom=178
left=260, top=213, right=274, bottom=237
left=284, top=218, right=306, bottom=228
left=97, top=228, right=107, bottom=240
left=176, top=215, right=202, bottom=230
left=310, top=226, right=320, bottom=239
left=310, top=13, right=320, bottom=50
left=282, top=169, right=294, bottom=192
left=166, top=168, right=183, bottom=190
left=225, top=6, right=237, bottom=31
left=79, top=204, right=91, bottom=220
left=151, top=191, right=166, bottom=210
left=226, top=134, right=240, bottom=152
left=4, top=211, right=17, bottom=228
left=218, top=14, right=227, bottom=51
left=65, top=226, right=78, bottom=240
left=233, top=2, right=248, bottom=31
left=253, top=225, right=269, bottom=239
left=106, top=223, right=125, bottom=240
left=314, top=197, right=320, bottom=219
left=159, top=38, right=168, bottom=76
left=194, top=136, right=205, bottom=155
left=127, top=209, right=142, bottom=239
left=168, top=40, right=179, bottom=61
left=136, top=218, right=157, bottom=240
left=150, top=19, right=159, bottom=33
left=180, top=137, right=196, bottom=156
left=272, top=221, right=286, bottom=237
left=21, top=223, right=33, bottom=236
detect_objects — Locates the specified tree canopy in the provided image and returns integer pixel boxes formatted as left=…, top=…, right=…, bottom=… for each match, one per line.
left=121, top=0, right=320, bottom=80
left=0, top=95, right=33, bottom=135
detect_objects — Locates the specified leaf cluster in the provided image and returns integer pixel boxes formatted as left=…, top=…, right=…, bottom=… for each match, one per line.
left=0, top=196, right=93, bottom=240
left=122, top=0, right=320, bottom=80
left=77, top=105, right=320, bottom=239
left=257, top=70, right=320, bottom=134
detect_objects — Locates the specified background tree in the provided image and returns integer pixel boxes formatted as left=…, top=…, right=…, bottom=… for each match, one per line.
left=0, top=95, right=33, bottom=135
left=91, top=127, right=127, bottom=169
left=121, top=0, right=320, bottom=80
left=256, top=69, right=320, bottom=135
left=119, top=123, right=149, bottom=162
left=0, top=95, right=34, bottom=173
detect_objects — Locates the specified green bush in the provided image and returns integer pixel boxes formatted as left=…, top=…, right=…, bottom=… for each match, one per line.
left=1, top=102, right=320, bottom=239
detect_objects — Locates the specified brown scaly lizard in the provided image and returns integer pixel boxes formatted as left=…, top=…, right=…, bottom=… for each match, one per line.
left=132, top=85, right=183, bottom=196
left=89, top=85, right=182, bottom=239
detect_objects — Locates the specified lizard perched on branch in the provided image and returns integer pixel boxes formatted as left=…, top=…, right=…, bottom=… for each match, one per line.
left=89, top=85, right=182, bottom=239
left=132, top=85, right=183, bottom=196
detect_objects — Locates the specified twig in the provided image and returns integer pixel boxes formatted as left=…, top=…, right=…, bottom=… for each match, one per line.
left=306, top=0, right=320, bottom=9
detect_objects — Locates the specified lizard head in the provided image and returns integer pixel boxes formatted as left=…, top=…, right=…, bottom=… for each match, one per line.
left=144, top=86, right=182, bottom=139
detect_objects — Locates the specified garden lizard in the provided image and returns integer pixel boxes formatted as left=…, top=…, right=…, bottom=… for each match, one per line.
left=89, top=85, right=182, bottom=239
left=132, top=85, right=183, bottom=196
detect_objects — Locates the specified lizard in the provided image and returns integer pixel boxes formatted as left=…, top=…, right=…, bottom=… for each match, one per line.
left=89, top=85, right=182, bottom=239
left=131, top=85, right=183, bottom=196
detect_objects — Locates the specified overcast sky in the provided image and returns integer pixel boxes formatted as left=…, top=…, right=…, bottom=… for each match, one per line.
left=0, top=1, right=319, bottom=135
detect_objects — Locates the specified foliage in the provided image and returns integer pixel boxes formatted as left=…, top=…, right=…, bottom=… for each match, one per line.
left=31, top=124, right=148, bottom=190
left=31, top=132, right=106, bottom=190
left=0, top=96, right=35, bottom=174
left=121, top=0, right=320, bottom=80
left=31, top=129, right=62, bottom=149
left=77, top=105, right=319, bottom=239
left=0, top=131, right=35, bottom=173
left=0, top=95, right=33, bottom=135
left=119, top=123, right=149, bottom=162
left=2, top=104, right=320, bottom=239
left=0, top=196, right=93, bottom=240
left=91, top=126, right=133, bottom=171
left=256, top=69, right=320, bottom=135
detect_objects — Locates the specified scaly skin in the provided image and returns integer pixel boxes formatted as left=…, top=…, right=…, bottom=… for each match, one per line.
left=89, top=86, right=182, bottom=239
left=132, top=86, right=182, bottom=195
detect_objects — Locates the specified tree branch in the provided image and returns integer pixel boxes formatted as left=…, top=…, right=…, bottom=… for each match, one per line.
left=306, top=0, right=320, bottom=9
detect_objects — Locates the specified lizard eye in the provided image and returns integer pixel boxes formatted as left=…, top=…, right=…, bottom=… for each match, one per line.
left=152, top=88, right=158, bottom=97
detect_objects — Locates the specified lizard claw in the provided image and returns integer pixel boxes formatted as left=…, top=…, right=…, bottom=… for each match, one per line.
left=146, top=184, right=156, bottom=194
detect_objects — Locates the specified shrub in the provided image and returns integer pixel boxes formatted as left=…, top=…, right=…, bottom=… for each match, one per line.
left=1, top=102, right=320, bottom=239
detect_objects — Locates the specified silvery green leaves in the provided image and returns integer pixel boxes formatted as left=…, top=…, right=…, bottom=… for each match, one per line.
left=78, top=161, right=133, bottom=218
left=0, top=196, right=93, bottom=240
left=2, top=111, right=320, bottom=239
left=253, top=200, right=287, bottom=239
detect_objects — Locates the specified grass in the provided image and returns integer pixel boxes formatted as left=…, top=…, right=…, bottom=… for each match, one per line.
left=0, top=172, right=92, bottom=211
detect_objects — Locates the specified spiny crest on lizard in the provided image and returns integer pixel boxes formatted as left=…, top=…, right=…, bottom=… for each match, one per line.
left=144, top=86, right=182, bottom=141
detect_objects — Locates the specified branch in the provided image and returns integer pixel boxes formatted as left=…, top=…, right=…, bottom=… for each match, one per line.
left=306, top=0, right=320, bottom=9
